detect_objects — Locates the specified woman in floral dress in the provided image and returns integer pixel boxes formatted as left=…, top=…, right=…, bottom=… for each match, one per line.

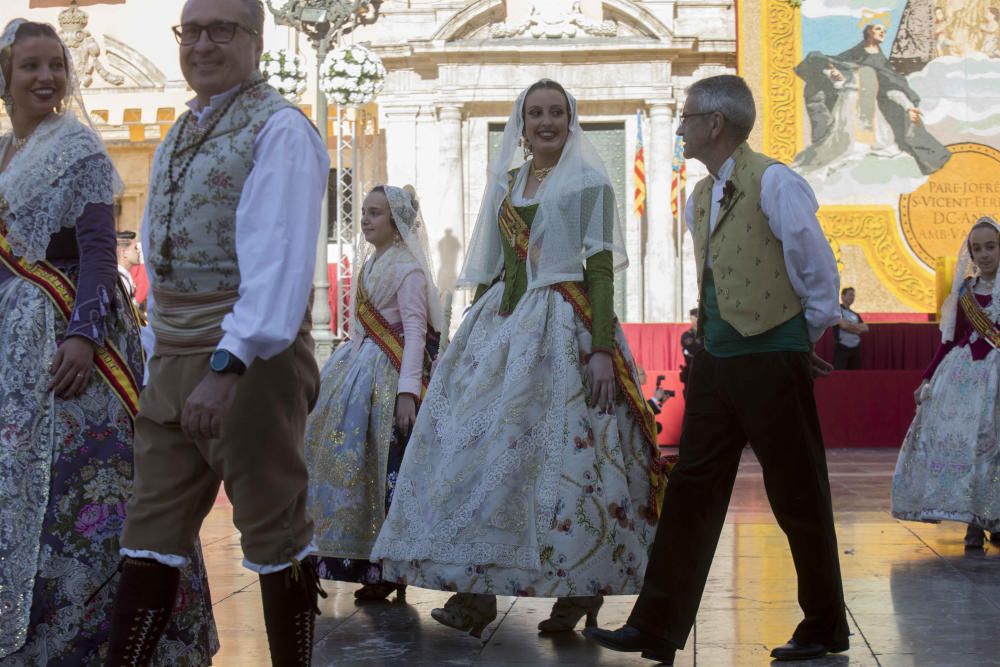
left=0, top=19, right=216, bottom=665
left=372, top=79, right=665, bottom=637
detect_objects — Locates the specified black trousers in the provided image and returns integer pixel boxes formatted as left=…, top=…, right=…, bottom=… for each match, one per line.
left=833, top=344, right=862, bottom=370
left=628, top=350, right=848, bottom=650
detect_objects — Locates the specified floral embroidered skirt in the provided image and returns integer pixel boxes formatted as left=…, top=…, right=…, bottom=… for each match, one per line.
left=371, top=283, right=659, bottom=597
left=0, top=274, right=217, bottom=666
left=305, top=337, right=406, bottom=583
left=892, top=344, right=1000, bottom=531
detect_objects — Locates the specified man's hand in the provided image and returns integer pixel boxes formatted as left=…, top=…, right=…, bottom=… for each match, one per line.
left=49, top=336, right=96, bottom=398
left=588, top=351, right=616, bottom=414
left=908, top=108, right=922, bottom=126
left=181, top=372, right=240, bottom=441
left=396, top=393, right=417, bottom=437
left=809, top=346, right=833, bottom=379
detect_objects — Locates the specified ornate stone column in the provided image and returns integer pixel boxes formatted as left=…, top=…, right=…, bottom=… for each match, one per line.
left=644, top=100, right=678, bottom=321
left=436, top=103, right=466, bottom=327
left=383, top=105, right=420, bottom=187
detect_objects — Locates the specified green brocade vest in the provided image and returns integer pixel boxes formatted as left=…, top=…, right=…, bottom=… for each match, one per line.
left=692, top=144, right=805, bottom=346
left=474, top=202, right=615, bottom=351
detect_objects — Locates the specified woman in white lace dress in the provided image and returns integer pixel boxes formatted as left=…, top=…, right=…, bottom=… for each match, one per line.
left=892, top=217, right=1000, bottom=549
left=371, top=80, right=665, bottom=637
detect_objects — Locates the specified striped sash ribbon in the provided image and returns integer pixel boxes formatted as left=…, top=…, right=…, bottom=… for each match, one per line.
left=960, top=286, right=1000, bottom=349
left=0, top=220, right=141, bottom=417
left=355, top=279, right=439, bottom=398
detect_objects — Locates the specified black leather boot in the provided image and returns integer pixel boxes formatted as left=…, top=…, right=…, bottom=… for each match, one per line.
left=105, top=557, right=180, bottom=667
left=259, top=558, right=327, bottom=666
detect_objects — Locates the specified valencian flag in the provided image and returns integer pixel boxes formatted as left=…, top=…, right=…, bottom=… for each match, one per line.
left=633, top=111, right=646, bottom=217
left=671, top=131, right=686, bottom=222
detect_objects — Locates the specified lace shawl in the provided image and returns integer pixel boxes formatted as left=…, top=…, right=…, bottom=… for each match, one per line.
left=0, top=118, right=118, bottom=263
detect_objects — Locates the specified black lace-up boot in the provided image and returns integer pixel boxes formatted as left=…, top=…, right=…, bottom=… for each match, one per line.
left=259, top=558, right=327, bottom=666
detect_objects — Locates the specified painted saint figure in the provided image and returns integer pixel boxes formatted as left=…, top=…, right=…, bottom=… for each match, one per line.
left=795, top=22, right=951, bottom=176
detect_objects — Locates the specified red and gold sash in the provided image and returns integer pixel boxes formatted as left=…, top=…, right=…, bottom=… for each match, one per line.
left=355, top=278, right=438, bottom=398
left=498, top=197, right=667, bottom=517
left=960, top=284, right=1000, bottom=349
left=0, top=221, right=141, bottom=417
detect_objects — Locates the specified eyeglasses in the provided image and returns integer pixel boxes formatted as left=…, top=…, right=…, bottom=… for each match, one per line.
left=679, top=111, right=718, bottom=123
left=171, top=22, right=259, bottom=46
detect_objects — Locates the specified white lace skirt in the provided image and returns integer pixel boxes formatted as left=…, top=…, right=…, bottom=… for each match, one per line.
left=371, top=282, right=658, bottom=597
left=892, top=344, right=1000, bottom=531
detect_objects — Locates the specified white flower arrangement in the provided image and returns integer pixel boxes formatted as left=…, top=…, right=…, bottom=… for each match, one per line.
left=320, top=44, right=386, bottom=107
left=260, top=49, right=307, bottom=101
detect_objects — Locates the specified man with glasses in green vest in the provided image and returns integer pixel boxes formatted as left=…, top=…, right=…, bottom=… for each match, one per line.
left=585, top=74, right=848, bottom=664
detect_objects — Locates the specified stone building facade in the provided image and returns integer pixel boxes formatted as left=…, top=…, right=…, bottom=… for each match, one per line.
left=1, top=0, right=737, bottom=322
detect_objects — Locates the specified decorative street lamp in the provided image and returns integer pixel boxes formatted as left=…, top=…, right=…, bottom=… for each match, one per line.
left=265, top=0, right=383, bottom=363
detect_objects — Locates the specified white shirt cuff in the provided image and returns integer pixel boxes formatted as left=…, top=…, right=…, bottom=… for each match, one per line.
left=217, top=334, right=255, bottom=368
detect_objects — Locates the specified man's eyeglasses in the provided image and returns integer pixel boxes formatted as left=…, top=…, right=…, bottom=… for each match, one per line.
left=679, top=111, right=718, bottom=123
left=172, top=22, right=259, bottom=46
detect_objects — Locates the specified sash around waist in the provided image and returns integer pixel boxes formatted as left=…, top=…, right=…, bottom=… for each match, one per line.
left=151, top=288, right=315, bottom=356
left=150, top=288, right=239, bottom=355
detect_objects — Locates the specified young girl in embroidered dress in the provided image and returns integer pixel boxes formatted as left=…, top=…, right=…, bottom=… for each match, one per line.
left=304, top=184, right=442, bottom=600
left=371, top=80, right=665, bottom=637
left=892, top=216, right=1000, bottom=549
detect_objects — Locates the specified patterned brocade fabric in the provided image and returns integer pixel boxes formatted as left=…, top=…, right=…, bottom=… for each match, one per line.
left=0, top=269, right=217, bottom=665
left=372, top=281, right=659, bottom=596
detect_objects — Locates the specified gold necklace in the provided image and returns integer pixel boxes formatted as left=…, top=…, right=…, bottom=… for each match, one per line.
left=11, top=134, right=29, bottom=151
left=533, top=164, right=553, bottom=183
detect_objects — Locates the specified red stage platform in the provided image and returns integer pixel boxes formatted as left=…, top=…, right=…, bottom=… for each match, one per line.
left=622, top=318, right=938, bottom=448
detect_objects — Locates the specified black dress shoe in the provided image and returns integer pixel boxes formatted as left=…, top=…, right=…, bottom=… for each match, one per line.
left=583, top=624, right=676, bottom=664
left=770, top=637, right=849, bottom=661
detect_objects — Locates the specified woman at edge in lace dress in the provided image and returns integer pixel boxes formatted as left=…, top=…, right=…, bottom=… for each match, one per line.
left=0, top=19, right=216, bottom=665
left=892, top=216, right=1000, bottom=550
left=371, top=79, right=666, bottom=637
left=305, top=184, right=441, bottom=600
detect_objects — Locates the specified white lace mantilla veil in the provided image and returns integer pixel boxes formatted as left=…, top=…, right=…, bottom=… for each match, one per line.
left=458, top=81, right=628, bottom=291
left=939, top=215, right=1000, bottom=342
left=0, top=18, right=122, bottom=263
left=348, top=184, right=445, bottom=339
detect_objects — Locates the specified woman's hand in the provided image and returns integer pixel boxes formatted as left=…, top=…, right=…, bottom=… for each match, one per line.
left=49, top=336, right=96, bottom=398
left=588, top=351, right=616, bottom=414
left=396, top=393, right=417, bottom=437
left=914, top=380, right=929, bottom=405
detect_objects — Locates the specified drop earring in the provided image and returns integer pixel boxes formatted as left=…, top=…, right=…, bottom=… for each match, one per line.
left=520, top=136, right=532, bottom=161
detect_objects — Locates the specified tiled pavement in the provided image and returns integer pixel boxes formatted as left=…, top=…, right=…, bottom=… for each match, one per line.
left=200, top=449, right=999, bottom=666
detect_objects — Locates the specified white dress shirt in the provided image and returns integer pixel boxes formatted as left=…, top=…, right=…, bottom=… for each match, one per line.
left=684, top=156, right=841, bottom=342
left=142, top=85, right=330, bottom=367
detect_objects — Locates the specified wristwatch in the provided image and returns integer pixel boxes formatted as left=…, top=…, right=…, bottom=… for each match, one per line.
left=209, top=349, right=246, bottom=376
